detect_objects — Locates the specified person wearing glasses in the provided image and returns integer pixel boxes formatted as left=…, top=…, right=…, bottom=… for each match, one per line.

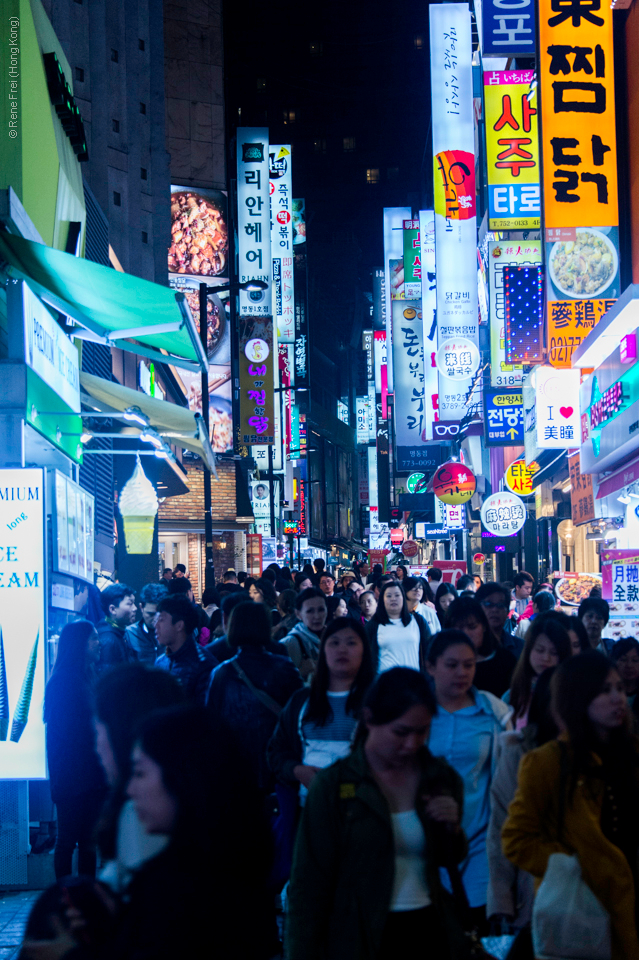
left=475, top=583, right=524, bottom=660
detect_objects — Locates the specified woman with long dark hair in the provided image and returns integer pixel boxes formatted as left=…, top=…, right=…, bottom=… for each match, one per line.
left=287, top=667, right=467, bottom=959
left=366, top=581, right=431, bottom=674
left=45, top=621, right=106, bottom=879
left=445, top=596, right=517, bottom=698
left=249, top=577, right=281, bottom=625
left=404, top=576, right=440, bottom=634
left=435, top=582, right=458, bottom=629
left=505, top=614, right=572, bottom=728
left=503, top=651, right=639, bottom=960
left=268, top=618, right=375, bottom=800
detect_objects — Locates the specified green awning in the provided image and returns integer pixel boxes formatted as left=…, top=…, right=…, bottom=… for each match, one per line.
left=0, top=232, right=207, bottom=372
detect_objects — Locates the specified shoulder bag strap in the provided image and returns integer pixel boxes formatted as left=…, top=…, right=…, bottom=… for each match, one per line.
left=231, top=659, right=282, bottom=716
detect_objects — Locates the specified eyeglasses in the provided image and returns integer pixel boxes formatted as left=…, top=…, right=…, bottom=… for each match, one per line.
left=480, top=601, right=508, bottom=611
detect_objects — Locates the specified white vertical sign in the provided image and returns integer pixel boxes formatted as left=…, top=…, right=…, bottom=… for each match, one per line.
left=419, top=210, right=438, bottom=440
left=237, top=129, right=271, bottom=316
left=383, top=207, right=411, bottom=392
left=269, top=145, right=295, bottom=342
left=430, top=4, right=478, bottom=421
left=534, top=366, right=580, bottom=449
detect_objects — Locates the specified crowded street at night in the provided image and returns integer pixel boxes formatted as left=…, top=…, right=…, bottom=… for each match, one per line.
left=1, top=0, right=639, bottom=957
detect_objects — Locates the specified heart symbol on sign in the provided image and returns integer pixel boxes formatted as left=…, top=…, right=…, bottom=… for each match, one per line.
left=559, top=407, right=573, bottom=419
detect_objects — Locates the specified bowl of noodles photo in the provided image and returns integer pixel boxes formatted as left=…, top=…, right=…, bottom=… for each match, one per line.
left=548, top=228, right=617, bottom=299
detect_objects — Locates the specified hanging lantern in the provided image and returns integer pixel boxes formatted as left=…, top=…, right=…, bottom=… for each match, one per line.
left=432, top=461, right=477, bottom=505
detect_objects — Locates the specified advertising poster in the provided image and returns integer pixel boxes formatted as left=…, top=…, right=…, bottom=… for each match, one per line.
left=430, top=4, right=478, bottom=420
left=237, top=129, right=272, bottom=317
left=251, top=480, right=279, bottom=538
left=488, top=240, right=541, bottom=387
left=484, top=389, right=524, bottom=446
left=539, top=0, right=619, bottom=368
left=601, top=549, right=639, bottom=602
left=392, top=299, right=425, bottom=449
left=403, top=220, right=421, bottom=300
left=419, top=210, right=438, bottom=441
left=568, top=452, right=595, bottom=525
left=383, top=207, right=411, bottom=391
left=293, top=199, right=310, bottom=390
left=168, top=185, right=232, bottom=453
left=0, top=468, right=47, bottom=778
left=483, top=69, right=540, bottom=231
left=269, top=146, right=294, bottom=343
left=239, top=315, right=275, bottom=446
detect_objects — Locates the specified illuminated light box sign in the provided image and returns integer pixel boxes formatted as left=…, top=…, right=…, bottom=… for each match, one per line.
left=535, top=366, right=580, bottom=449
left=488, top=240, right=541, bottom=388
left=481, top=490, right=527, bottom=536
left=484, top=389, right=524, bottom=446
left=238, top=317, right=275, bottom=447
left=237, top=129, right=271, bottom=317
left=483, top=69, right=540, bottom=231
left=504, top=265, right=544, bottom=363
left=482, top=0, right=536, bottom=56
left=419, top=210, right=438, bottom=441
left=269, top=145, right=294, bottom=343
left=505, top=459, right=539, bottom=497
left=0, top=469, right=47, bottom=779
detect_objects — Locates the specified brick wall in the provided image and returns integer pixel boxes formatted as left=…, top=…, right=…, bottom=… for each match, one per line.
left=159, top=461, right=237, bottom=524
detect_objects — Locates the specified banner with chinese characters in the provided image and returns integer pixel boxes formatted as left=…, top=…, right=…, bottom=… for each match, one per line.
left=237, top=129, right=271, bottom=317
left=292, top=199, right=310, bottom=391
left=419, top=210, right=438, bottom=441
left=484, top=389, right=524, bottom=446
left=483, top=70, right=540, bottom=230
left=539, top=0, right=619, bottom=368
left=392, top=300, right=425, bottom=449
left=383, top=207, right=411, bottom=392
left=568, top=452, right=595, bottom=525
left=238, top=315, right=275, bottom=445
left=430, top=4, right=478, bottom=421
left=488, top=240, right=541, bottom=387
left=403, top=221, right=421, bottom=299
left=269, top=146, right=294, bottom=342
left=601, top=549, right=639, bottom=602
left=534, top=365, right=580, bottom=448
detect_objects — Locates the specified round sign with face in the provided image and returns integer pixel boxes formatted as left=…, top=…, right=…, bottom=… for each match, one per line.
left=435, top=337, right=480, bottom=381
left=432, top=462, right=477, bottom=505
left=505, top=460, right=539, bottom=497
left=481, top=491, right=527, bottom=537
left=244, top=338, right=269, bottom=363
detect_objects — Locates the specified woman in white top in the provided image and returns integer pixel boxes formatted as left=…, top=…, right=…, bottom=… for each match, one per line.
left=366, top=581, right=432, bottom=674
left=404, top=576, right=441, bottom=635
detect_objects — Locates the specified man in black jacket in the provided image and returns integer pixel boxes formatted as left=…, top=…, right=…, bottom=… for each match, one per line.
left=125, top=582, right=167, bottom=664
left=97, top=583, right=139, bottom=672
left=155, top=595, right=218, bottom=705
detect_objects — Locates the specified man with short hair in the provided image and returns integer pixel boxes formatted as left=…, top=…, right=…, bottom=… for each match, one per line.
left=427, top=567, right=443, bottom=588
left=512, top=571, right=535, bottom=617
left=281, top=588, right=327, bottom=679
left=313, top=558, right=326, bottom=580
left=237, top=571, right=248, bottom=585
left=220, top=570, right=242, bottom=594
left=167, top=577, right=210, bottom=635
left=206, top=594, right=253, bottom=663
left=578, top=597, right=610, bottom=651
left=97, top=583, right=138, bottom=671
left=125, top=582, right=167, bottom=664
left=476, top=582, right=524, bottom=659
left=155, top=595, right=217, bottom=704
left=318, top=572, right=336, bottom=598
left=456, top=574, right=476, bottom=593
left=356, top=560, right=370, bottom=584
left=174, top=563, right=187, bottom=578
left=373, top=574, right=396, bottom=601
left=161, top=568, right=173, bottom=583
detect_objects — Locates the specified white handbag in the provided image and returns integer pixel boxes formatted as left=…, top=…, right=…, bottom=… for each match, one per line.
left=532, top=852, right=611, bottom=960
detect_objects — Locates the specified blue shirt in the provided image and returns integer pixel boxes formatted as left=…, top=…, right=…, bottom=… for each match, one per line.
left=428, top=688, right=504, bottom=907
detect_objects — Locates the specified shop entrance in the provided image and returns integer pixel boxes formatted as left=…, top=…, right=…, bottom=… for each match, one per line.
left=158, top=534, right=189, bottom=576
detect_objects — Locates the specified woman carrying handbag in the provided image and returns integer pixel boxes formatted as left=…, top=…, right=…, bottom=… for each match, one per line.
left=502, top=650, right=639, bottom=960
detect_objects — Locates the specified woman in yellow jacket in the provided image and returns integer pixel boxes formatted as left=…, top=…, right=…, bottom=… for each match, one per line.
left=502, top=650, right=639, bottom=960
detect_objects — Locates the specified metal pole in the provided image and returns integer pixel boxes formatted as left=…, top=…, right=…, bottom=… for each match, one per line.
left=268, top=444, right=276, bottom=540
left=199, top=282, right=215, bottom=589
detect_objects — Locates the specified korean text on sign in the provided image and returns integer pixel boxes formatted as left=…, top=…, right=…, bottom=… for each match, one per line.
left=237, top=129, right=271, bottom=316
left=538, top=0, right=618, bottom=231
left=270, top=145, right=294, bottom=343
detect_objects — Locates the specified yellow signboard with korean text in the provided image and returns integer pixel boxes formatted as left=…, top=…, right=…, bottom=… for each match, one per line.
left=484, top=69, right=540, bottom=230
left=538, top=0, right=618, bottom=231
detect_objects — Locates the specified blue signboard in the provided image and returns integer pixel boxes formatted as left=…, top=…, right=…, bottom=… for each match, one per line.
left=482, top=0, right=536, bottom=57
left=484, top=389, right=524, bottom=446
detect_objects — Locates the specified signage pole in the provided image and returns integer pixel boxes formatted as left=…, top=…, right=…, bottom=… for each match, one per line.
left=199, top=283, right=215, bottom=589
left=268, top=444, right=276, bottom=539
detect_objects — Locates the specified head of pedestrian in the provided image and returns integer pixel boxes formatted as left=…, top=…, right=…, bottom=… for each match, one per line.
left=532, top=590, right=556, bottom=616
left=578, top=597, right=610, bottom=649
left=444, top=596, right=494, bottom=657
left=341, top=571, right=356, bottom=591
left=93, top=663, right=184, bottom=857
left=551, top=651, right=630, bottom=782
left=162, top=568, right=173, bottom=582
left=155, top=595, right=198, bottom=655
left=475, top=582, right=511, bottom=638
left=223, top=570, right=238, bottom=584
left=227, top=601, right=271, bottom=649
left=309, top=618, right=375, bottom=719
left=395, top=564, right=408, bottom=582
left=174, top=563, right=187, bottom=578
left=48, top=619, right=100, bottom=680
left=513, top=571, right=535, bottom=601
left=220, top=591, right=248, bottom=632
left=326, top=595, right=349, bottom=622
left=357, top=560, right=370, bottom=579
left=249, top=577, right=278, bottom=610
left=359, top=590, right=377, bottom=622
left=508, top=614, right=572, bottom=723
left=374, top=580, right=411, bottom=626
left=427, top=566, right=443, bottom=586
left=434, top=582, right=458, bottom=621
left=358, top=667, right=438, bottom=767
left=167, top=576, right=195, bottom=604
left=277, top=588, right=297, bottom=621
left=314, top=558, right=326, bottom=575
left=294, top=571, right=314, bottom=592
left=100, top=583, right=137, bottom=629
left=373, top=573, right=396, bottom=600
left=295, top=587, right=328, bottom=637
left=403, top=576, right=425, bottom=612
left=456, top=574, right=476, bottom=593
left=610, top=637, right=639, bottom=697
left=138, top=582, right=168, bottom=631
left=427, top=630, right=477, bottom=707
left=318, top=572, right=336, bottom=597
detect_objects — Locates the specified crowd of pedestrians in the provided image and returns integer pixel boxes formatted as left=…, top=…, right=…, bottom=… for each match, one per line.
left=26, top=562, right=639, bottom=959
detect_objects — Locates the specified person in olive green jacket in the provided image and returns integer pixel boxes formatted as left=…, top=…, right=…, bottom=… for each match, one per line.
left=502, top=651, right=639, bottom=960
left=286, top=666, right=469, bottom=960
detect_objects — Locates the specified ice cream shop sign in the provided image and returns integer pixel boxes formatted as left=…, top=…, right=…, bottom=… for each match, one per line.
left=0, top=469, right=47, bottom=779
